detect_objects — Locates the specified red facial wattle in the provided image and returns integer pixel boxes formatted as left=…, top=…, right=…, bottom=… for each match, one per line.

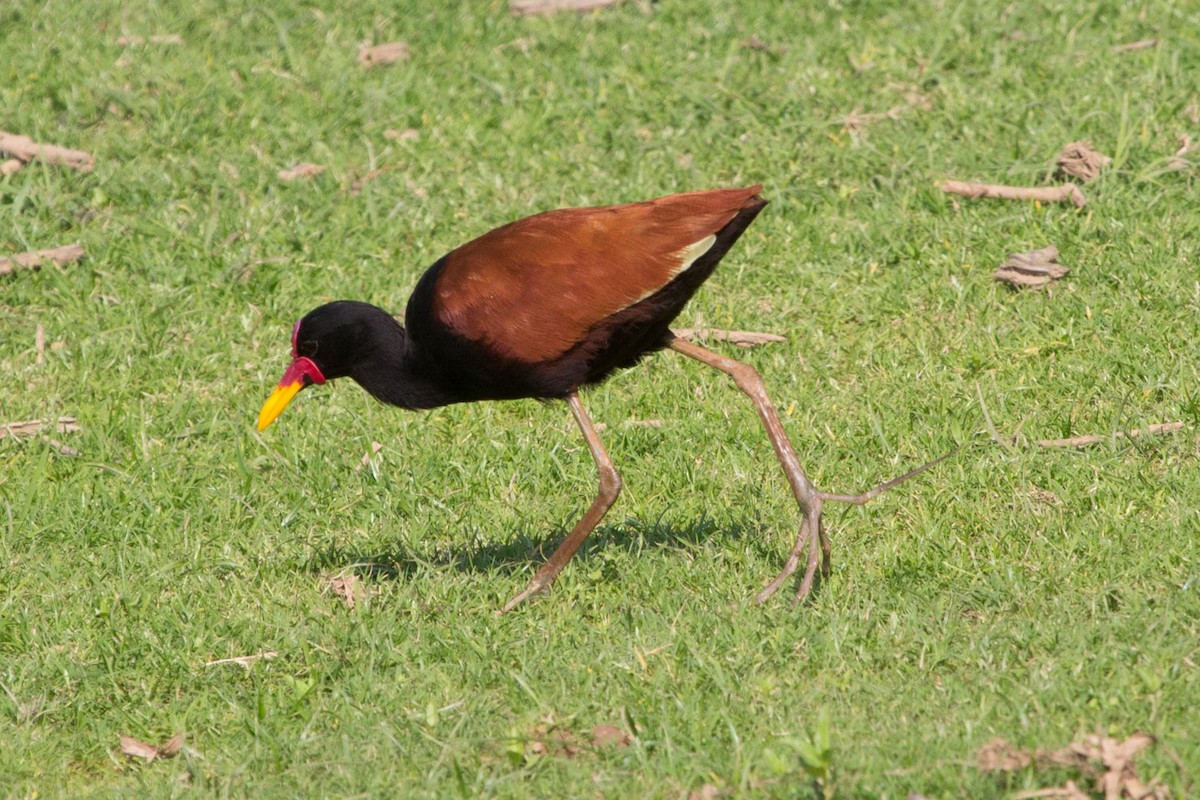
left=257, top=321, right=326, bottom=432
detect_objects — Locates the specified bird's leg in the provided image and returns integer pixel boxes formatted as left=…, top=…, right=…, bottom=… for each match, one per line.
left=669, top=338, right=826, bottom=603
left=669, top=338, right=957, bottom=605
left=499, top=392, right=622, bottom=614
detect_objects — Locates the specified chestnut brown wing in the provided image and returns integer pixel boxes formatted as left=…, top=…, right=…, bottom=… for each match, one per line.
left=429, top=186, right=764, bottom=364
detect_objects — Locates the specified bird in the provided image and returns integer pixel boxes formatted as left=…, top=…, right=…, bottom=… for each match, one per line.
left=257, top=185, right=948, bottom=611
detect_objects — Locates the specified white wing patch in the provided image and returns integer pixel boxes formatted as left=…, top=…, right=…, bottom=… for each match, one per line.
left=624, top=234, right=717, bottom=309
left=674, top=234, right=717, bottom=275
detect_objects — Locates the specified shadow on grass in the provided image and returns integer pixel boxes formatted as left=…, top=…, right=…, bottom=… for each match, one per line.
left=307, top=515, right=766, bottom=578
left=303, top=513, right=832, bottom=604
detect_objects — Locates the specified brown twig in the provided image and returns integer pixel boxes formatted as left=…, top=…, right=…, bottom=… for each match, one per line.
left=940, top=179, right=1086, bottom=208
left=672, top=328, right=786, bottom=347
left=1114, top=39, right=1158, bottom=52
left=0, top=131, right=95, bottom=172
left=35, top=324, right=45, bottom=366
left=41, top=437, right=79, bottom=457
left=1037, top=421, right=1184, bottom=449
left=510, top=0, right=620, bottom=15
left=0, top=243, right=86, bottom=276
left=0, top=417, right=82, bottom=439
left=204, top=651, right=278, bottom=668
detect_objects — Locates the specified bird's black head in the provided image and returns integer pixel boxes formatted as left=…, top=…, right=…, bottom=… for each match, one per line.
left=293, top=300, right=400, bottom=381
left=257, top=300, right=404, bottom=431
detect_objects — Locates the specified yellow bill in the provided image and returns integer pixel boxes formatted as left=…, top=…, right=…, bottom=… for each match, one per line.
left=257, top=379, right=303, bottom=432
left=257, top=355, right=326, bottom=432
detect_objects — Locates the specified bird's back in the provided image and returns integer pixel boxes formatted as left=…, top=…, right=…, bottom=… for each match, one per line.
left=406, top=186, right=767, bottom=400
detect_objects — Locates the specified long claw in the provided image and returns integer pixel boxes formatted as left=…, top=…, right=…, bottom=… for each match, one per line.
left=755, top=519, right=809, bottom=604
left=499, top=575, right=551, bottom=615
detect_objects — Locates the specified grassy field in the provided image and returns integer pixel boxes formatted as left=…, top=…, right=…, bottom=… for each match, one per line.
left=3, top=0, right=1199, bottom=796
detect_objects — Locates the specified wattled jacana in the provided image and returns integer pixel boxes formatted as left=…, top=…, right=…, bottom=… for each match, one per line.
left=258, top=186, right=950, bottom=611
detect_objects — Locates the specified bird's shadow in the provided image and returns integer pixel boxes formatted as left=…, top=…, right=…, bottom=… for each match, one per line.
left=303, top=513, right=829, bottom=603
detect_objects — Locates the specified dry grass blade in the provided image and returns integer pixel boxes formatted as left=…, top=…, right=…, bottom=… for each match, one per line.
left=278, top=162, right=324, bottom=181
left=204, top=651, right=278, bottom=668
left=0, top=417, right=82, bottom=440
left=357, top=41, right=409, bottom=68
left=1056, top=141, right=1111, bottom=182
left=673, top=328, right=785, bottom=347
left=994, top=245, right=1069, bottom=289
left=0, top=131, right=95, bottom=171
left=116, top=34, right=183, bottom=46
left=1114, top=39, right=1158, bottom=52
left=1037, top=421, right=1184, bottom=449
left=511, top=0, right=620, bottom=15
left=0, top=244, right=86, bottom=276
left=941, top=179, right=1086, bottom=208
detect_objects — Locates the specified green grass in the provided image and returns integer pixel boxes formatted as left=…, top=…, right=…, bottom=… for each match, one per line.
left=3, top=0, right=1199, bottom=796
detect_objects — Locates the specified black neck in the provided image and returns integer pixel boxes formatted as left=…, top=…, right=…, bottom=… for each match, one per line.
left=349, top=324, right=457, bottom=410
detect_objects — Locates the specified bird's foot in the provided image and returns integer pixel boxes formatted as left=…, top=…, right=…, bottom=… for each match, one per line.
left=497, top=572, right=555, bottom=615
left=754, top=503, right=828, bottom=605
left=753, top=444, right=963, bottom=606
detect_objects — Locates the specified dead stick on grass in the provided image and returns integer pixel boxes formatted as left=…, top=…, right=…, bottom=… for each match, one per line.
left=0, top=417, right=82, bottom=439
left=511, top=0, right=620, bottom=15
left=673, top=328, right=786, bottom=347
left=204, top=651, right=278, bottom=668
left=941, top=180, right=1086, bottom=208
left=0, top=131, right=95, bottom=172
left=0, top=243, right=85, bottom=276
left=35, top=324, right=45, bottom=366
left=41, top=436, right=79, bottom=457
left=1037, top=421, right=1185, bottom=449
left=1114, top=39, right=1158, bottom=52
